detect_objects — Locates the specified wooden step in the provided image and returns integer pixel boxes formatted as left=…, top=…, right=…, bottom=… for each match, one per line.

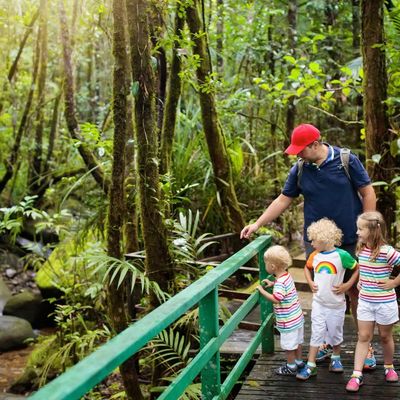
left=288, top=266, right=310, bottom=292
left=292, top=251, right=306, bottom=268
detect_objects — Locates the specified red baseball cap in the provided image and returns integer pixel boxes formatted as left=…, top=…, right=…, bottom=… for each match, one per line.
left=285, top=124, right=321, bottom=155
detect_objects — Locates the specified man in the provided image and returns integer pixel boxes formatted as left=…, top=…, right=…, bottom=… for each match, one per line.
left=240, top=123, right=377, bottom=369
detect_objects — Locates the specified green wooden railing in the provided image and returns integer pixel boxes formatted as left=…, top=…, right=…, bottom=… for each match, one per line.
left=29, top=235, right=273, bottom=400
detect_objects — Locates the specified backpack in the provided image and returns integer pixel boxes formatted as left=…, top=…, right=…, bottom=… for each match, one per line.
left=296, top=147, right=351, bottom=189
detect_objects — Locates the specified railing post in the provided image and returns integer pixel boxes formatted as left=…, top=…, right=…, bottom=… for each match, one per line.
left=259, top=249, right=274, bottom=354
left=199, top=287, right=221, bottom=399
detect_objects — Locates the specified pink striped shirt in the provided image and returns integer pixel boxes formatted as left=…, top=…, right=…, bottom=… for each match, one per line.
left=358, top=245, right=400, bottom=303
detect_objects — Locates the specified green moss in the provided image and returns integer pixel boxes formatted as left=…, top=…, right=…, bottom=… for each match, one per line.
left=35, top=236, right=93, bottom=290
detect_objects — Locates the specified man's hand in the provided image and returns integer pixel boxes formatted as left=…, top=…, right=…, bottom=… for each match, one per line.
left=240, top=223, right=259, bottom=239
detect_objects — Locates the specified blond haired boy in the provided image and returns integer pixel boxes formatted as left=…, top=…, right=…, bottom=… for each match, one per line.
left=297, top=218, right=359, bottom=380
left=258, top=245, right=305, bottom=376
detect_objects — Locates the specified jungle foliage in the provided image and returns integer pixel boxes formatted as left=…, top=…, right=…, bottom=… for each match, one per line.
left=1, top=0, right=400, bottom=398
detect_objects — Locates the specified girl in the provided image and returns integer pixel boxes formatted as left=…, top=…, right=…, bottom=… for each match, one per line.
left=346, top=211, right=400, bottom=392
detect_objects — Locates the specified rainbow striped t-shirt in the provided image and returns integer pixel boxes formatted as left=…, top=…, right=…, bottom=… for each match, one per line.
left=359, top=245, right=400, bottom=303
left=273, top=272, right=304, bottom=333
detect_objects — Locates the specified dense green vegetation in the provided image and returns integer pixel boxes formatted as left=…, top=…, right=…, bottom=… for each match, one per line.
left=0, top=0, right=400, bottom=398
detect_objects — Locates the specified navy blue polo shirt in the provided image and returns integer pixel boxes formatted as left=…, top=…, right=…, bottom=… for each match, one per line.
left=282, top=144, right=371, bottom=245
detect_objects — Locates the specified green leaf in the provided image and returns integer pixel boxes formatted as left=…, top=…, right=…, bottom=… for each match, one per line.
left=372, top=181, right=388, bottom=186
left=390, top=138, right=400, bottom=156
left=342, top=87, right=351, bottom=97
left=371, top=154, right=381, bottom=163
left=309, top=61, right=322, bottom=74
left=283, top=55, right=296, bottom=64
left=131, top=81, right=139, bottom=97
left=289, top=68, right=301, bottom=80
left=390, top=176, right=400, bottom=185
left=296, top=86, right=307, bottom=96
left=259, top=83, right=270, bottom=91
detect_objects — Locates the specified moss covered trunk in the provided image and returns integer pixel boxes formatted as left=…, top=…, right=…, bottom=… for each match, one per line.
left=106, top=1, right=143, bottom=399
left=126, top=0, right=172, bottom=302
left=58, top=0, right=109, bottom=194
left=159, top=8, right=184, bottom=175
left=361, top=0, right=396, bottom=238
left=186, top=0, right=245, bottom=233
left=30, top=0, right=48, bottom=196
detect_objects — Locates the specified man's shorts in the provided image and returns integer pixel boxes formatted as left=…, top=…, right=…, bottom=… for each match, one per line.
left=280, top=324, right=304, bottom=351
left=310, top=301, right=346, bottom=347
left=357, top=299, right=399, bottom=325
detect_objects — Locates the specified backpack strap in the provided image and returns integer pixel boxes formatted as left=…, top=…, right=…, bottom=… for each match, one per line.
left=340, top=148, right=351, bottom=181
left=296, top=159, right=305, bottom=189
left=297, top=147, right=352, bottom=189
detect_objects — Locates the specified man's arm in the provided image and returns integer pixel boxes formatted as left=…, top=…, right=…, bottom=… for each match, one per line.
left=358, top=184, right=376, bottom=212
left=240, top=194, right=294, bottom=239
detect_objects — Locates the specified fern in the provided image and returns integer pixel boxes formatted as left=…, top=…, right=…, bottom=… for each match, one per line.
left=84, top=252, right=168, bottom=303
left=151, top=379, right=201, bottom=400
left=145, top=328, right=192, bottom=376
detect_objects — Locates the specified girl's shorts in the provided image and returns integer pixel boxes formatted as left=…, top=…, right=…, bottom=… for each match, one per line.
left=357, top=299, right=399, bottom=325
left=280, top=324, right=304, bottom=351
left=310, top=300, right=346, bottom=347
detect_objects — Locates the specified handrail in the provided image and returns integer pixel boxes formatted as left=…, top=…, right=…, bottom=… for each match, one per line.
left=29, top=235, right=273, bottom=400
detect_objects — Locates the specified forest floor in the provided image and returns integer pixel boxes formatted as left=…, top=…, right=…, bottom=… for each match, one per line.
left=0, top=346, right=33, bottom=394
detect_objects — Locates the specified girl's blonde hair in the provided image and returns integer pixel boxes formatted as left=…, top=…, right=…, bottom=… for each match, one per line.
left=307, top=218, right=342, bottom=246
left=264, top=245, right=292, bottom=270
left=356, top=211, right=387, bottom=260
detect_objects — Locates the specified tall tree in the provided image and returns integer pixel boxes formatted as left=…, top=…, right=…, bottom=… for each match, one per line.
left=186, top=0, right=245, bottom=233
left=126, top=0, right=173, bottom=303
left=0, top=25, right=41, bottom=196
left=58, top=0, right=110, bottom=193
left=361, top=0, right=396, bottom=237
left=159, top=4, right=184, bottom=175
left=7, top=9, right=39, bottom=83
left=106, top=0, right=143, bottom=398
left=30, top=0, right=48, bottom=195
left=216, top=0, right=224, bottom=72
left=285, top=0, right=297, bottom=140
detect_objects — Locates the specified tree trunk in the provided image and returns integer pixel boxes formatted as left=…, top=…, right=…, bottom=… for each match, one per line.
left=351, top=0, right=362, bottom=148
left=186, top=0, right=245, bottom=233
left=361, top=0, right=396, bottom=238
left=7, top=9, right=39, bottom=83
left=285, top=0, right=297, bottom=141
left=216, top=0, right=224, bottom=73
left=0, top=28, right=41, bottom=196
left=124, top=98, right=139, bottom=255
left=107, top=1, right=143, bottom=399
left=159, top=7, right=184, bottom=175
left=44, top=90, right=62, bottom=171
left=352, top=0, right=360, bottom=50
left=126, top=0, right=173, bottom=302
left=30, top=0, right=48, bottom=196
left=58, top=0, right=109, bottom=194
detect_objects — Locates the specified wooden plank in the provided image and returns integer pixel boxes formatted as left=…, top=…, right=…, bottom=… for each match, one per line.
left=236, top=313, right=400, bottom=399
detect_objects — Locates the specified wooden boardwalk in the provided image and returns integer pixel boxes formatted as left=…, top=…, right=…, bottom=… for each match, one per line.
left=236, top=313, right=400, bottom=399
